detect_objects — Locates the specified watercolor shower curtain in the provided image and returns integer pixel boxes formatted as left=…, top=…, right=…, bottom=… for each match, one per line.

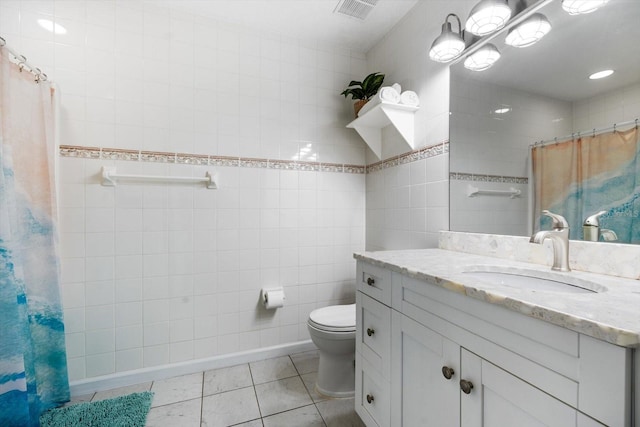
left=532, top=126, right=640, bottom=243
left=0, top=49, right=69, bottom=425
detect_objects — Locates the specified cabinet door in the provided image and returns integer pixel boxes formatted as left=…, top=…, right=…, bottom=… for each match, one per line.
left=460, top=349, right=581, bottom=427
left=391, top=311, right=460, bottom=426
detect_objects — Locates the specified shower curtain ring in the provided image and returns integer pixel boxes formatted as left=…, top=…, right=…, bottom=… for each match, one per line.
left=592, top=128, right=596, bottom=137
left=0, top=36, right=6, bottom=47
left=613, top=123, right=617, bottom=132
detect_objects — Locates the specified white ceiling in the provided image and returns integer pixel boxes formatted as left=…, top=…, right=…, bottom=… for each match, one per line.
left=165, top=0, right=419, bottom=52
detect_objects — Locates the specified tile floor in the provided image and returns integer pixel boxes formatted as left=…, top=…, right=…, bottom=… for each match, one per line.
left=69, top=350, right=366, bottom=427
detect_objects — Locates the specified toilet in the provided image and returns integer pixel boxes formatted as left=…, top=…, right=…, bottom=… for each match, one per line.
left=307, top=303, right=356, bottom=397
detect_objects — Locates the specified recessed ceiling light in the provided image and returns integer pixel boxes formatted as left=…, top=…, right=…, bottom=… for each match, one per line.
left=589, top=69, right=614, bottom=80
left=37, top=19, right=67, bottom=34
left=494, top=107, right=511, bottom=114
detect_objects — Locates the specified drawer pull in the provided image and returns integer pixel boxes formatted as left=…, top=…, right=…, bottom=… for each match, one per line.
left=366, top=394, right=375, bottom=404
left=441, top=366, right=455, bottom=380
left=366, top=328, right=375, bottom=337
left=460, top=379, right=474, bottom=394
left=366, top=277, right=375, bottom=286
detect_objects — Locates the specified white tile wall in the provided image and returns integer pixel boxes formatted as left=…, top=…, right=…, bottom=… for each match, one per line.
left=366, top=153, right=449, bottom=251
left=3, top=0, right=367, bottom=380
left=363, top=0, right=464, bottom=250
left=58, top=156, right=364, bottom=380
left=572, top=81, right=640, bottom=133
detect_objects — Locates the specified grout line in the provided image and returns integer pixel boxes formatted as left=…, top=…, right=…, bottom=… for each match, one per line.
left=290, top=354, right=329, bottom=427
left=247, top=362, right=264, bottom=420
left=199, top=371, right=205, bottom=426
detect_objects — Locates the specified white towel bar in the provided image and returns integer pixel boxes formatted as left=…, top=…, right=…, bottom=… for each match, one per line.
left=101, top=167, right=217, bottom=189
left=467, top=184, right=520, bottom=199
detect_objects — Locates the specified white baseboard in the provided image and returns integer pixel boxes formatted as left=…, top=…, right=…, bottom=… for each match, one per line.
left=70, top=340, right=316, bottom=397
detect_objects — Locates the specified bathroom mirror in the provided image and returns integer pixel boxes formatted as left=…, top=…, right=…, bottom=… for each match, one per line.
left=449, top=0, right=640, bottom=242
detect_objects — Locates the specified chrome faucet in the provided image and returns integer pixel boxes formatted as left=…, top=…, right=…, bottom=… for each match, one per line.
left=530, top=210, right=571, bottom=272
left=600, top=229, right=618, bottom=241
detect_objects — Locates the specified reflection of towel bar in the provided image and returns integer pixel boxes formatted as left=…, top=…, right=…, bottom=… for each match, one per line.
left=101, top=166, right=217, bottom=189
left=467, top=184, right=520, bottom=199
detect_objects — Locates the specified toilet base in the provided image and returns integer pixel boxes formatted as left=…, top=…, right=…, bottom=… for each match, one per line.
left=314, top=349, right=355, bottom=398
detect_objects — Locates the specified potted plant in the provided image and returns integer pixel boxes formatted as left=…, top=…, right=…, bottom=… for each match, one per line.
left=340, top=72, right=385, bottom=117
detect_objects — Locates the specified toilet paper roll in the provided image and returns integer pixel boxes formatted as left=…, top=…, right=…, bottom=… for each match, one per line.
left=262, top=287, right=285, bottom=309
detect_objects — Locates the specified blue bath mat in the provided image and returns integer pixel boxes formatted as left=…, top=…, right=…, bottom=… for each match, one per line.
left=40, top=391, right=154, bottom=427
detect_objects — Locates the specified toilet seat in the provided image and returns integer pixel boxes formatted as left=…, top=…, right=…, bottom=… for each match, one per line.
left=308, top=304, right=356, bottom=332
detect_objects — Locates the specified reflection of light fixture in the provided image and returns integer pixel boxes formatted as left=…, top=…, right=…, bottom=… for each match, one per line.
left=465, top=0, right=512, bottom=36
left=429, top=14, right=466, bottom=63
left=464, top=44, right=501, bottom=71
left=37, top=19, right=67, bottom=34
left=494, top=107, right=511, bottom=114
left=505, top=13, right=551, bottom=48
left=589, top=69, right=614, bottom=79
left=562, top=0, right=610, bottom=15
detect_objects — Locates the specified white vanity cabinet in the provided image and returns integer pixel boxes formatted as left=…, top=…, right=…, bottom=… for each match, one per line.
left=355, top=259, right=631, bottom=427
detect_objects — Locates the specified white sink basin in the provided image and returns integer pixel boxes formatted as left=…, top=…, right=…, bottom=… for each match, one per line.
left=462, top=266, right=607, bottom=294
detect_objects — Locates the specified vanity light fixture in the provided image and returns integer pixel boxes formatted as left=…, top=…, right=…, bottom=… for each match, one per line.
left=589, top=69, right=614, bottom=79
left=429, top=14, right=466, bottom=63
left=465, top=0, right=512, bottom=36
left=505, top=13, right=551, bottom=48
left=37, top=19, right=67, bottom=34
left=464, top=43, right=501, bottom=71
left=562, top=0, right=610, bottom=15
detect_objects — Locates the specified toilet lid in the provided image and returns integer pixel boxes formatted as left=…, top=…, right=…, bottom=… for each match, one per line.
left=308, top=304, right=356, bottom=332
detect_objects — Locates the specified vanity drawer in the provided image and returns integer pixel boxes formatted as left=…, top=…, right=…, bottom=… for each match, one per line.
left=356, top=292, right=391, bottom=380
left=356, top=353, right=390, bottom=427
left=357, top=261, right=392, bottom=306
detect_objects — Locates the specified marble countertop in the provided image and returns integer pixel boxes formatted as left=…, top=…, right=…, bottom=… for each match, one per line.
left=354, top=248, right=640, bottom=348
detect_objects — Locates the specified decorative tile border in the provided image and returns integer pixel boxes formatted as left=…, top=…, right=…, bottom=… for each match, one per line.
left=365, top=141, right=449, bottom=174
left=449, top=172, right=528, bottom=184
left=59, top=145, right=366, bottom=174
left=59, top=141, right=452, bottom=175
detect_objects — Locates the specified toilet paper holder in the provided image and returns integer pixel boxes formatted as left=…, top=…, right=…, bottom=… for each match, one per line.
left=261, top=287, right=285, bottom=309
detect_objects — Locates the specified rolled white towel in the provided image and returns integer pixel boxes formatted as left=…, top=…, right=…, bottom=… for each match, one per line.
left=358, top=86, right=400, bottom=116
left=378, top=86, right=401, bottom=103
left=399, top=90, right=419, bottom=107
left=392, top=83, right=402, bottom=94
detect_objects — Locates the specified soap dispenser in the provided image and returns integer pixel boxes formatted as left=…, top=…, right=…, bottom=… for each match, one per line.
left=583, top=210, right=606, bottom=241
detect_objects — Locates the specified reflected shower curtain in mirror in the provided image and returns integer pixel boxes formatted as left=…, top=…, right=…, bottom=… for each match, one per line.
left=532, top=126, right=640, bottom=243
left=0, top=49, right=69, bottom=425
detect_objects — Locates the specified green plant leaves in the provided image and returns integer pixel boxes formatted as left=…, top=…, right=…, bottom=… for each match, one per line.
left=340, top=72, right=385, bottom=100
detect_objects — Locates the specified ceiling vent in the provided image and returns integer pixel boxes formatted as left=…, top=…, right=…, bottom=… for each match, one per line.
left=334, top=0, right=379, bottom=21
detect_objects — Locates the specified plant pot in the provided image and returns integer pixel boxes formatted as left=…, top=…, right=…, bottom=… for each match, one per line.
left=354, top=99, right=368, bottom=117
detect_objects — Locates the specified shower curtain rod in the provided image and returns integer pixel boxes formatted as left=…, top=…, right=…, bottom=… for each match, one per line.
left=530, top=117, right=639, bottom=148
left=0, top=36, right=48, bottom=82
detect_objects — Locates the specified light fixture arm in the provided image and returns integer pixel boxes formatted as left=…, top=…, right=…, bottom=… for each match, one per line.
left=445, top=13, right=462, bottom=35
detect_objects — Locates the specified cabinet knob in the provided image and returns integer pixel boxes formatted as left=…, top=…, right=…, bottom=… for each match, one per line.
left=460, top=379, right=474, bottom=394
left=367, top=328, right=375, bottom=337
left=441, top=366, right=455, bottom=380
left=366, top=394, right=374, bottom=404
left=366, top=277, right=375, bottom=286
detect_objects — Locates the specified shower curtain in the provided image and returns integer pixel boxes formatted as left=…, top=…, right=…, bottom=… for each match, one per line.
left=531, top=126, right=640, bottom=243
left=0, top=49, right=69, bottom=425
